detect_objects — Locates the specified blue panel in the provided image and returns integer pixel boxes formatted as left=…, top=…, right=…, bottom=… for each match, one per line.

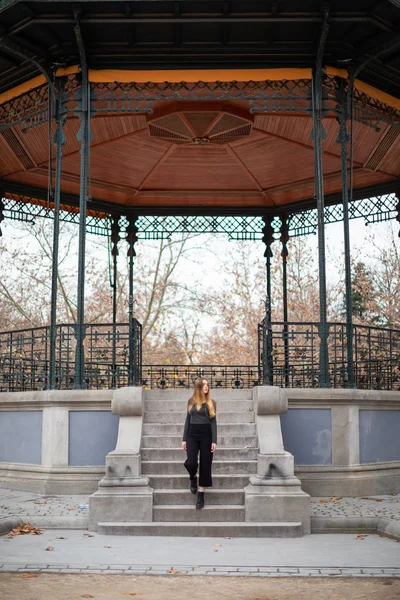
left=281, top=408, right=332, bottom=465
left=68, top=411, right=119, bottom=466
left=360, top=410, right=400, bottom=463
left=0, top=411, right=42, bottom=464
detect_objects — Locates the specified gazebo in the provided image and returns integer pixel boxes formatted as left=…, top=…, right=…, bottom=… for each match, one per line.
left=1, top=0, right=400, bottom=392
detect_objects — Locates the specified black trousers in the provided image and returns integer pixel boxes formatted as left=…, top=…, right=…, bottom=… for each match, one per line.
left=184, top=424, right=213, bottom=487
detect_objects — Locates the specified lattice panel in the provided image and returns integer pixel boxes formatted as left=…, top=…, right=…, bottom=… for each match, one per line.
left=2, top=195, right=112, bottom=237
left=288, top=194, right=399, bottom=237
left=134, top=215, right=265, bottom=241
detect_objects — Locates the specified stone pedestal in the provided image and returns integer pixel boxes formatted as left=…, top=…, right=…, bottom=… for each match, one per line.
left=89, top=387, right=153, bottom=531
left=244, top=386, right=310, bottom=535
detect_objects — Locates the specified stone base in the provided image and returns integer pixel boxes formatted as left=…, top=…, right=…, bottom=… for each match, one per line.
left=89, top=484, right=154, bottom=531
left=256, top=452, right=294, bottom=479
left=244, top=481, right=311, bottom=535
left=88, top=448, right=154, bottom=531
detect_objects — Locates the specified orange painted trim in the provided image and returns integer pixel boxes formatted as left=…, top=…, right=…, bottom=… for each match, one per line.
left=325, top=66, right=400, bottom=111
left=87, top=68, right=313, bottom=83
left=0, top=65, right=79, bottom=105
left=1, top=65, right=399, bottom=113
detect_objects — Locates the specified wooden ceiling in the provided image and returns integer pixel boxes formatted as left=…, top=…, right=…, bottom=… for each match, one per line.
left=1, top=100, right=399, bottom=210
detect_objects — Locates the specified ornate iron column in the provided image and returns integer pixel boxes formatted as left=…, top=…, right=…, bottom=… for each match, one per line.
left=396, top=192, right=400, bottom=237
left=0, top=190, right=4, bottom=237
left=73, top=10, right=91, bottom=389
left=312, top=6, right=331, bottom=388
left=336, top=81, right=355, bottom=388
left=126, top=215, right=139, bottom=386
left=49, top=81, right=67, bottom=390
left=110, top=215, right=120, bottom=389
left=262, top=215, right=274, bottom=386
left=280, top=215, right=290, bottom=387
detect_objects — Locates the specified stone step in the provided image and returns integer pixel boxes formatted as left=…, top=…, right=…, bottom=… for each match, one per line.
left=143, top=411, right=255, bottom=423
left=148, top=474, right=250, bottom=490
left=144, top=389, right=253, bottom=402
left=97, top=521, right=303, bottom=537
left=142, top=423, right=256, bottom=436
left=144, top=400, right=254, bottom=412
left=142, top=447, right=259, bottom=461
left=154, top=489, right=244, bottom=505
left=142, top=460, right=257, bottom=476
left=154, top=505, right=245, bottom=522
left=141, top=435, right=258, bottom=449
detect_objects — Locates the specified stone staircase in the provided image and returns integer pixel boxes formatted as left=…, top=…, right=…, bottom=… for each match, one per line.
left=97, top=389, right=303, bottom=536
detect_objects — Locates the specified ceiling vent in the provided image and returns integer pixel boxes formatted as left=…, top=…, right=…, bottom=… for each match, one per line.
left=1, top=129, right=35, bottom=170
left=364, top=127, right=400, bottom=171
left=148, top=111, right=252, bottom=145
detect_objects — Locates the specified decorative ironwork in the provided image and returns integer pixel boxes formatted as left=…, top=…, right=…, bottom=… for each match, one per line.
left=1, top=72, right=400, bottom=133
left=2, top=319, right=399, bottom=392
left=261, top=215, right=274, bottom=385
left=2, top=194, right=112, bottom=236
left=0, top=75, right=79, bottom=132
left=134, top=215, right=265, bottom=241
left=2, top=192, right=399, bottom=240
left=258, top=320, right=400, bottom=390
left=288, top=193, right=399, bottom=237
left=0, top=83, right=49, bottom=133
left=0, top=196, right=4, bottom=236
left=142, top=365, right=260, bottom=390
left=90, top=79, right=314, bottom=116
left=0, top=321, right=142, bottom=392
left=324, top=74, right=400, bottom=130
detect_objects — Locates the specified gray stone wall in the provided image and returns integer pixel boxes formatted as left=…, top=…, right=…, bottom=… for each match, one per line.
left=68, top=410, right=119, bottom=466
left=0, top=410, right=42, bottom=464
left=281, top=408, right=332, bottom=465
left=360, top=410, right=400, bottom=463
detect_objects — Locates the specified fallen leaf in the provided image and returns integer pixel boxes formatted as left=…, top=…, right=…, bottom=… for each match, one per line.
left=56, top=536, right=68, bottom=540
left=45, top=546, right=54, bottom=551
left=21, top=573, right=40, bottom=578
left=213, top=550, right=218, bottom=552
left=356, top=535, right=368, bottom=540
left=104, top=545, right=112, bottom=548
left=123, top=594, right=141, bottom=597
left=214, top=542, right=222, bottom=547
left=81, top=595, right=94, bottom=599
left=167, top=569, right=180, bottom=574
left=329, top=497, right=342, bottom=502
left=34, top=501, right=47, bottom=505
left=83, top=534, right=94, bottom=538
left=10, top=523, right=42, bottom=536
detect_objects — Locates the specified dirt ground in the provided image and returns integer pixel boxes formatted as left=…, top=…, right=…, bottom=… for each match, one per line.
left=0, top=574, right=399, bottom=600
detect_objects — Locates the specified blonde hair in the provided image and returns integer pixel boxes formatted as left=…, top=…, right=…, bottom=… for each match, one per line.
left=188, top=377, right=216, bottom=419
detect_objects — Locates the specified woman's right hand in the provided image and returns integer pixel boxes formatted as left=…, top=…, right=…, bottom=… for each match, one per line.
left=182, top=441, right=187, bottom=451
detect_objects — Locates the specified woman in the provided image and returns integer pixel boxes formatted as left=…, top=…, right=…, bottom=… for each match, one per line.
left=182, top=377, right=217, bottom=509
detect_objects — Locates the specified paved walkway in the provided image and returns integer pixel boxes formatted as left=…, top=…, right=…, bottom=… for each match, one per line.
left=1, top=488, right=400, bottom=526
left=1, top=488, right=400, bottom=578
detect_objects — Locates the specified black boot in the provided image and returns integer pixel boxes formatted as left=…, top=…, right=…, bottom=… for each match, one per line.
left=196, top=491, right=205, bottom=509
left=190, top=477, right=198, bottom=494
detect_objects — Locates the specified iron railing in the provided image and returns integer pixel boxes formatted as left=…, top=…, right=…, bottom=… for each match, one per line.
left=1, top=320, right=399, bottom=391
left=141, top=365, right=260, bottom=390
left=0, top=321, right=142, bottom=392
left=258, top=320, right=400, bottom=390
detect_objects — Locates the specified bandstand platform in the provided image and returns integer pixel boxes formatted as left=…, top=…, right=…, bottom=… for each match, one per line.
left=0, top=0, right=400, bottom=536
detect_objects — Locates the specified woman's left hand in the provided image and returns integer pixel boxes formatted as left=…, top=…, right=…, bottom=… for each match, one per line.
left=211, top=443, right=217, bottom=453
